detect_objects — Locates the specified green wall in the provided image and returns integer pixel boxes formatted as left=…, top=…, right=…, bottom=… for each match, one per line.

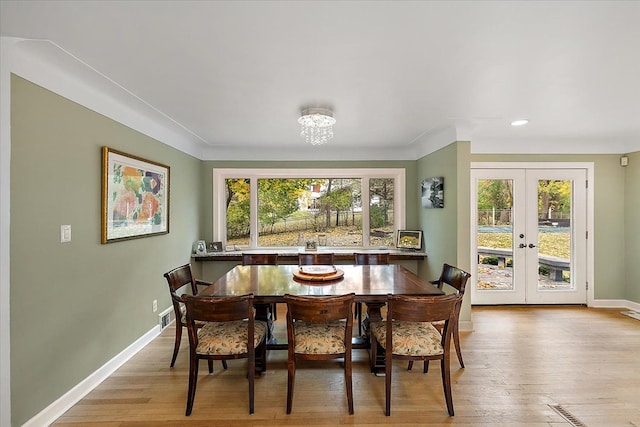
left=624, top=151, right=640, bottom=303
left=10, top=75, right=202, bottom=425
left=416, top=141, right=472, bottom=325
left=471, top=153, right=630, bottom=301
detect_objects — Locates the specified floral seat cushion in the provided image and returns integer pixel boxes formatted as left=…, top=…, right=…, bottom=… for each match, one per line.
left=196, top=320, right=267, bottom=355
left=292, top=320, right=346, bottom=354
left=370, top=321, right=443, bottom=356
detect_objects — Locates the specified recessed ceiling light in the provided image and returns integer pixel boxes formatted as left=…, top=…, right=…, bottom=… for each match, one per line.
left=511, top=119, right=529, bottom=126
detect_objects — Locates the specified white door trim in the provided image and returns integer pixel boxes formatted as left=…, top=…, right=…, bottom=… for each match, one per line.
left=470, top=162, right=595, bottom=306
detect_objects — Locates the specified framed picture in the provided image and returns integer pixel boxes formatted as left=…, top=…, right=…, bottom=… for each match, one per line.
left=396, top=230, right=423, bottom=250
left=209, top=241, right=223, bottom=252
left=101, top=147, right=170, bottom=243
left=422, top=176, right=444, bottom=208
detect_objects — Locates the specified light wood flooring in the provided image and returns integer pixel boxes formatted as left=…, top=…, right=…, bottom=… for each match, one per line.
left=52, top=306, right=640, bottom=427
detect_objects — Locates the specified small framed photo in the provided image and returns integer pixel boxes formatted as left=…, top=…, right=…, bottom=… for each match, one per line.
left=396, top=230, right=423, bottom=250
left=208, top=241, right=223, bottom=252
left=421, top=176, right=444, bottom=208
left=305, top=241, right=318, bottom=251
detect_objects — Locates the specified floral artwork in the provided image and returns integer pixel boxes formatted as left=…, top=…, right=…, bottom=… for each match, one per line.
left=102, top=147, right=169, bottom=243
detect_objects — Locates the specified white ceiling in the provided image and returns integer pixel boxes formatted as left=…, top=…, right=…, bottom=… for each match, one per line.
left=2, top=1, right=639, bottom=160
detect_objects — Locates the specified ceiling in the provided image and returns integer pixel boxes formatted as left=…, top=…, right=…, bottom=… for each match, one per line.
left=2, top=1, right=639, bottom=160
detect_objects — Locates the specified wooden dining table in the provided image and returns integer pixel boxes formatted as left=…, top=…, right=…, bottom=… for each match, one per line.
left=199, top=264, right=444, bottom=372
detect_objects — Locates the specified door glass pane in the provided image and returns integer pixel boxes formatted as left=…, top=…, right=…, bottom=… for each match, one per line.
left=369, top=178, right=395, bottom=247
left=225, top=178, right=250, bottom=247
left=537, top=180, right=573, bottom=290
left=476, top=179, right=514, bottom=290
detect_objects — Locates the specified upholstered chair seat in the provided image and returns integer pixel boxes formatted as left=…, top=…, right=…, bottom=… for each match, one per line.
left=291, top=320, right=347, bottom=354
left=196, top=320, right=267, bottom=355
left=370, top=321, right=443, bottom=357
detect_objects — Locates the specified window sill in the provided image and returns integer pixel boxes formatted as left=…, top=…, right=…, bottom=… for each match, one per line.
left=192, top=248, right=426, bottom=262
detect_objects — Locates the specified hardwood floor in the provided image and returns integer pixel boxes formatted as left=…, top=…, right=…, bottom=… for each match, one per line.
left=52, top=306, right=640, bottom=426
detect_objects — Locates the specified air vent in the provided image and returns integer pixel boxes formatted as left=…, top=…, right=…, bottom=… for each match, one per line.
left=158, top=307, right=173, bottom=331
left=549, top=404, right=587, bottom=427
left=621, top=311, right=640, bottom=321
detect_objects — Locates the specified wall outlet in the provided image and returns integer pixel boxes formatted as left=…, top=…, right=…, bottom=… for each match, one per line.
left=152, top=299, right=158, bottom=313
left=60, top=225, right=71, bottom=243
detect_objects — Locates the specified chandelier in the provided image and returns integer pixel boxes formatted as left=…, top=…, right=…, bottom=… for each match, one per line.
left=298, top=107, right=336, bottom=145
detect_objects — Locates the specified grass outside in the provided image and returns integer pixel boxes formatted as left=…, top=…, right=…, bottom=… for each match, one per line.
left=228, top=225, right=396, bottom=247
left=478, top=232, right=570, bottom=259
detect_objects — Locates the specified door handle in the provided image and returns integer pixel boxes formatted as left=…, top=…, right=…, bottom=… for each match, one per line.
left=528, top=243, right=537, bottom=248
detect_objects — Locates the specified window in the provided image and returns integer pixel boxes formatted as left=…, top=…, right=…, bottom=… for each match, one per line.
left=213, top=169, right=405, bottom=249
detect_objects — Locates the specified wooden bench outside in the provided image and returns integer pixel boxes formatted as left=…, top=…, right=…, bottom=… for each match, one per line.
left=477, top=246, right=569, bottom=281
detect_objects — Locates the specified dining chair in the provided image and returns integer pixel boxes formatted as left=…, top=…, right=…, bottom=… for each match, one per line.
left=182, top=293, right=267, bottom=415
left=163, top=264, right=227, bottom=369
left=407, top=263, right=471, bottom=370
left=298, top=252, right=335, bottom=265
left=370, top=292, right=461, bottom=416
left=284, top=293, right=355, bottom=414
left=353, top=252, right=390, bottom=335
left=242, top=253, right=279, bottom=320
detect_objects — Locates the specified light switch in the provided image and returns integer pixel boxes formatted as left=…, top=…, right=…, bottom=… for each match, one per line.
left=61, top=225, right=71, bottom=243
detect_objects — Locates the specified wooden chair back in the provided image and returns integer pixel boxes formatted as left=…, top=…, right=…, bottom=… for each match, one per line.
left=354, top=252, right=390, bottom=265
left=184, top=293, right=255, bottom=325
left=298, top=252, right=335, bottom=265
left=387, top=293, right=460, bottom=325
left=432, top=263, right=471, bottom=294
left=164, top=264, right=199, bottom=297
left=242, top=253, right=278, bottom=265
left=285, top=293, right=355, bottom=326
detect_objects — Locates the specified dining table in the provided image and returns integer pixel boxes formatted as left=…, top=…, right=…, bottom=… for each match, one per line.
left=199, top=263, right=444, bottom=373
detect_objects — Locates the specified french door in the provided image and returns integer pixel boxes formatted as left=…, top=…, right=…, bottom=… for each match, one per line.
left=470, top=167, right=587, bottom=305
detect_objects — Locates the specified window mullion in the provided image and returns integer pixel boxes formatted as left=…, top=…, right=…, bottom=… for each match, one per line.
left=250, top=177, right=258, bottom=248
left=361, top=177, right=371, bottom=248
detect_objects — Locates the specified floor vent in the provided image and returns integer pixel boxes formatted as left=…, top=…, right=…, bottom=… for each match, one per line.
left=621, top=311, right=640, bottom=321
left=549, top=404, right=587, bottom=427
left=158, top=307, right=173, bottom=331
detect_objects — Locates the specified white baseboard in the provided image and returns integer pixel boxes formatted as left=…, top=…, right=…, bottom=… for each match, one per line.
left=23, top=325, right=160, bottom=427
left=591, top=299, right=640, bottom=311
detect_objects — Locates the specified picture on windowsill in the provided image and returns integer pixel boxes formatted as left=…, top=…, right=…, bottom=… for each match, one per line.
left=208, top=241, right=223, bottom=252
left=422, top=176, right=444, bottom=208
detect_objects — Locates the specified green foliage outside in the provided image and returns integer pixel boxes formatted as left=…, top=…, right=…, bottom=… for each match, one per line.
left=225, top=177, right=395, bottom=246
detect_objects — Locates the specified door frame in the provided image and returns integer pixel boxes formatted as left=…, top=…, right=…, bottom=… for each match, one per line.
left=470, top=162, right=595, bottom=306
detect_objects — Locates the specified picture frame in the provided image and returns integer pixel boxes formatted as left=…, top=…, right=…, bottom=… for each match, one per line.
left=209, top=241, right=223, bottom=252
left=396, top=230, right=423, bottom=250
left=422, top=176, right=444, bottom=208
left=305, top=241, right=318, bottom=251
left=101, top=147, right=170, bottom=243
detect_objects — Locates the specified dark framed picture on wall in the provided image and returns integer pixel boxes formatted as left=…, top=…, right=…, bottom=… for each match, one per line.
left=421, top=176, right=444, bottom=208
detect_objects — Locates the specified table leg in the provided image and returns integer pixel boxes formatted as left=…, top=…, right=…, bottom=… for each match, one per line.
left=253, top=303, right=275, bottom=374
left=363, top=302, right=387, bottom=374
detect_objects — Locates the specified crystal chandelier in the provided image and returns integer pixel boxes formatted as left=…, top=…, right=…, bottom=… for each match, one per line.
left=298, top=107, right=336, bottom=145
